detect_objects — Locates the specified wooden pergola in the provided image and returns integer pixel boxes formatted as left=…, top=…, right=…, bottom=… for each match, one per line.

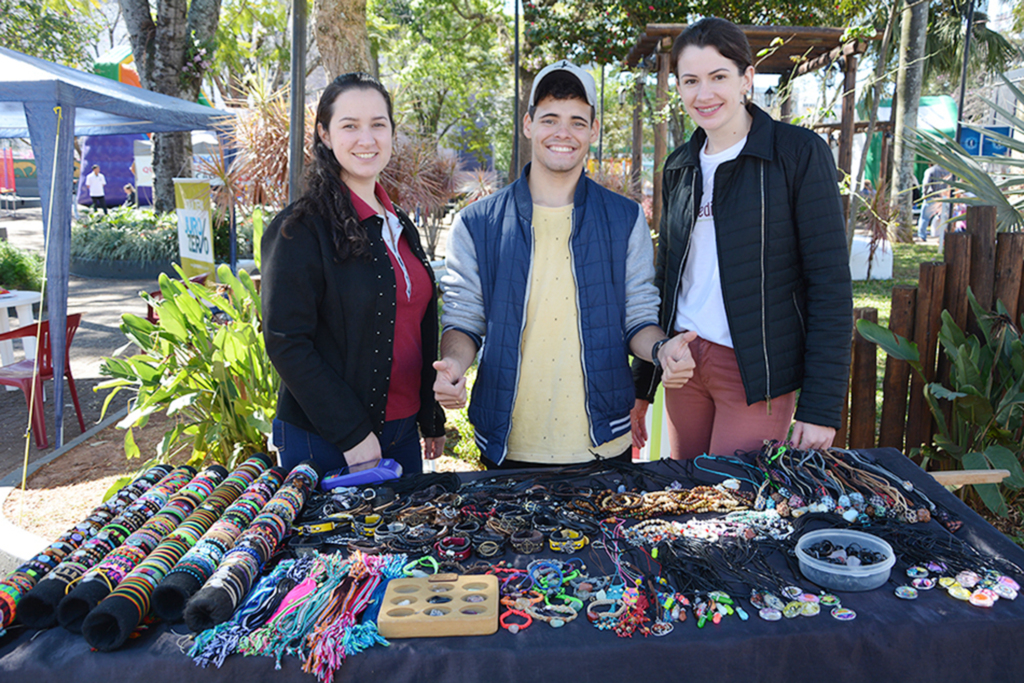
left=625, top=25, right=872, bottom=228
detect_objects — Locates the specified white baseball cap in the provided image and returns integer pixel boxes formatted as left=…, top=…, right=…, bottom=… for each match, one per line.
left=528, top=60, right=598, bottom=109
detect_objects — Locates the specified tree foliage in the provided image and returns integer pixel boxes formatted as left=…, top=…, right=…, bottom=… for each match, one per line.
left=208, top=0, right=294, bottom=99
left=522, top=0, right=847, bottom=66
left=373, top=0, right=510, bottom=164
left=0, top=0, right=97, bottom=68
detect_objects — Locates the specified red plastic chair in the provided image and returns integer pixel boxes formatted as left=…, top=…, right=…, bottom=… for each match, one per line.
left=0, top=313, right=86, bottom=448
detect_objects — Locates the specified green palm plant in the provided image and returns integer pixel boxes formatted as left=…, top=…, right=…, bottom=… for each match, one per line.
left=97, top=264, right=279, bottom=471
left=906, top=74, right=1024, bottom=232
left=856, top=290, right=1024, bottom=516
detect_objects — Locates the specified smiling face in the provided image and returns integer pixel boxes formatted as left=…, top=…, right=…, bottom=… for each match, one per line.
left=317, top=87, right=393, bottom=191
left=676, top=44, right=754, bottom=150
left=524, top=95, right=598, bottom=177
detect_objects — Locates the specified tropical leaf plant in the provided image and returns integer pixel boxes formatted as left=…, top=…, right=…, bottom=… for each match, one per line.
left=856, top=289, right=1024, bottom=516
left=96, top=264, right=279, bottom=471
left=906, top=73, right=1024, bottom=232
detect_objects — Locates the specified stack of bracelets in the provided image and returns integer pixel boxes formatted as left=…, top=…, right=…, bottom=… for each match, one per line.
left=151, top=464, right=287, bottom=622
left=0, top=463, right=171, bottom=634
left=56, top=465, right=229, bottom=633
left=183, top=460, right=320, bottom=633
left=81, top=455, right=274, bottom=651
left=15, top=465, right=197, bottom=629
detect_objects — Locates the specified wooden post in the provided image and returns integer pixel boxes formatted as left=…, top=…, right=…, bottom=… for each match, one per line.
left=652, top=48, right=670, bottom=233
left=779, top=70, right=794, bottom=123
left=993, top=232, right=1024, bottom=317
left=967, top=205, right=997, bottom=336
left=878, top=130, right=891, bottom=189
left=879, top=285, right=916, bottom=449
left=631, top=70, right=644, bottom=199
left=849, top=308, right=878, bottom=449
left=1019, top=260, right=1024, bottom=328
left=838, top=53, right=857, bottom=222
left=906, top=262, right=946, bottom=452
left=938, top=231, right=971, bottom=430
left=943, top=231, right=972, bottom=332
left=835, top=383, right=850, bottom=449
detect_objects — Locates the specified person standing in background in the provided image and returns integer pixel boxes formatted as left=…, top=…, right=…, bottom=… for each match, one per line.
left=84, top=164, right=108, bottom=215
left=917, top=162, right=951, bottom=242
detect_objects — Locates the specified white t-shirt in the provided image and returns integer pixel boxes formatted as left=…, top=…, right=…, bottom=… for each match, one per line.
left=673, top=136, right=747, bottom=347
left=84, top=172, right=106, bottom=198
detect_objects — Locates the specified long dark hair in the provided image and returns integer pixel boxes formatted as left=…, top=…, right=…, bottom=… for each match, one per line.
left=284, top=72, right=395, bottom=261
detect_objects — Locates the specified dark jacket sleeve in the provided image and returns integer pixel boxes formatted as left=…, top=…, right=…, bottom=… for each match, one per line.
left=789, top=136, right=853, bottom=429
left=261, top=210, right=374, bottom=451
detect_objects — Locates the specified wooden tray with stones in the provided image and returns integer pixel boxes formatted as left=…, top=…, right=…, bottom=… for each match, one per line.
left=378, top=573, right=498, bottom=638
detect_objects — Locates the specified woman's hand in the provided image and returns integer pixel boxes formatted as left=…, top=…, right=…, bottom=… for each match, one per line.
left=344, top=432, right=382, bottom=472
left=659, top=331, right=698, bottom=389
left=423, top=435, right=446, bottom=460
left=791, top=421, right=836, bottom=450
left=631, top=399, right=650, bottom=449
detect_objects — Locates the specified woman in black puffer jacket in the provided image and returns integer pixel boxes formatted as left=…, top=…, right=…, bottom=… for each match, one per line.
left=631, top=17, right=852, bottom=460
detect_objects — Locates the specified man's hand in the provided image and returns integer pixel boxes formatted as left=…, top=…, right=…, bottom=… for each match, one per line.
left=791, top=421, right=836, bottom=450
left=658, top=330, right=697, bottom=389
left=433, top=358, right=467, bottom=410
left=344, top=432, right=382, bottom=472
left=423, top=435, right=446, bottom=460
left=630, top=399, right=650, bottom=449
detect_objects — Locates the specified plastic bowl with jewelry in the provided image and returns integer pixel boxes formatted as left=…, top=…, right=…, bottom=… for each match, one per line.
left=795, top=529, right=895, bottom=592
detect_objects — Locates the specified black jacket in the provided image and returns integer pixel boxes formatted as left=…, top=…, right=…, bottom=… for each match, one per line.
left=634, top=104, right=852, bottom=429
left=262, top=203, right=445, bottom=453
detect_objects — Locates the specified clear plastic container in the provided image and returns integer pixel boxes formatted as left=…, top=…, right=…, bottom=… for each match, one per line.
left=795, top=529, right=895, bottom=592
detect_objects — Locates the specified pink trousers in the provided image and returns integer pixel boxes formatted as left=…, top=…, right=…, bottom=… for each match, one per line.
left=665, top=336, right=796, bottom=460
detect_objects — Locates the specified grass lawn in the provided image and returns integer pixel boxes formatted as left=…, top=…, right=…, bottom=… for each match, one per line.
left=851, top=240, right=941, bottom=328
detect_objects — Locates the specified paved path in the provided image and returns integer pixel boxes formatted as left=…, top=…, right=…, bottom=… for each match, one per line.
left=1, top=209, right=152, bottom=476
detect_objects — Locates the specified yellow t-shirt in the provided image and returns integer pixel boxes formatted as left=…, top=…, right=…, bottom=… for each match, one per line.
left=506, top=204, right=631, bottom=464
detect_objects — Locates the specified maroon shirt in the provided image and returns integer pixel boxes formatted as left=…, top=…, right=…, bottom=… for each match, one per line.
left=350, top=185, right=432, bottom=420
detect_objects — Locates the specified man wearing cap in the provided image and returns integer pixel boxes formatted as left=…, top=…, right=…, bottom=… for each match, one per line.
left=434, top=60, right=696, bottom=468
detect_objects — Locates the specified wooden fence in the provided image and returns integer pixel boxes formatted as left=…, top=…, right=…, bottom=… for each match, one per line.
left=836, top=206, right=1024, bottom=452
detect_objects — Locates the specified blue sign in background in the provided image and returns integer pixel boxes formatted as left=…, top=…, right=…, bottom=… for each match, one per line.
left=960, top=126, right=1011, bottom=157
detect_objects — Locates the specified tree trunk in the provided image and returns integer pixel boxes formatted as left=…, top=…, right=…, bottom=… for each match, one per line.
left=119, top=0, right=222, bottom=212
left=512, top=66, right=534, bottom=182
left=889, top=0, right=929, bottom=242
left=845, top=0, right=899, bottom=252
left=314, top=0, right=374, bottom=79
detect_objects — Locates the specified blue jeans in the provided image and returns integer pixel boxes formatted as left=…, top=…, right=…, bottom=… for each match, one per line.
left=272, top=416, right=423, bottom=476
left=918, top=202, right=938, bottom=240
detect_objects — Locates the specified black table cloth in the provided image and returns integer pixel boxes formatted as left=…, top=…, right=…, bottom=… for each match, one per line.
left=2, top=448, right=1023, bottom=683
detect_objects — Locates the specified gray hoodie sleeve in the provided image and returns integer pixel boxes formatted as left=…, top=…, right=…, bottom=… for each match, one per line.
left=439, top=211, right=486, bottom=347
left=624, top=204, right=660, bottom=340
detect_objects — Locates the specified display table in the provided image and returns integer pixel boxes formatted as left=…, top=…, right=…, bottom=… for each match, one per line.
left=3, top=448, right=1023, bottom=683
